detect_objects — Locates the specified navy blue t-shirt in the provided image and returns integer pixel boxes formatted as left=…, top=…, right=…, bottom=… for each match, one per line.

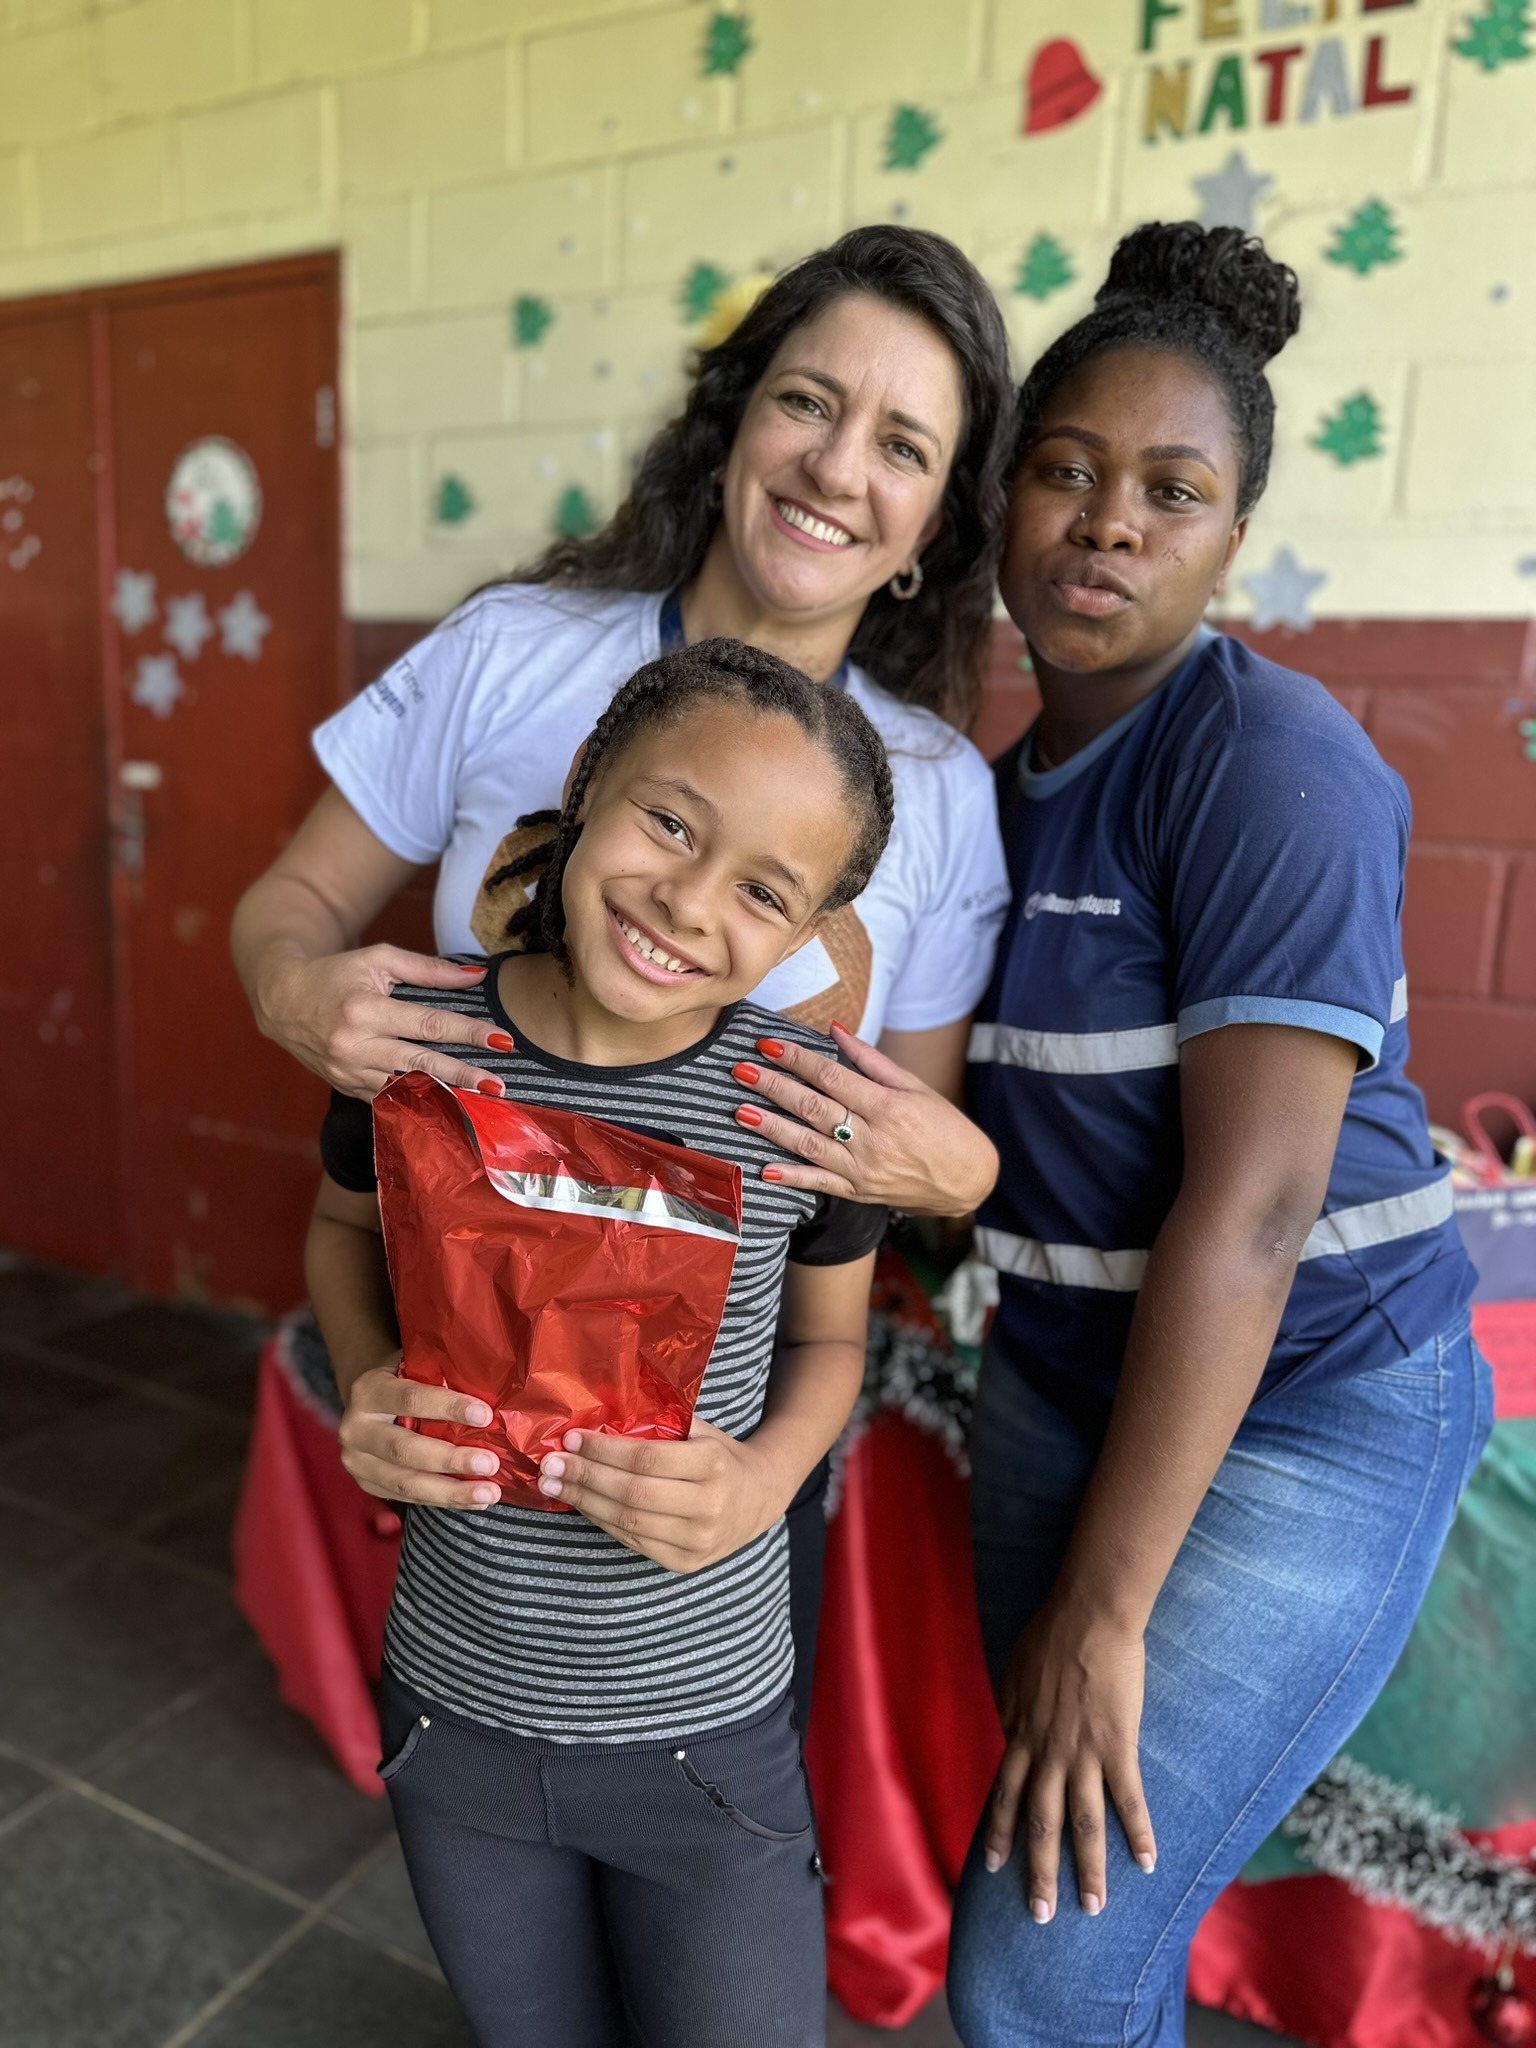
left=970, top=631, right=1474, bottom=1430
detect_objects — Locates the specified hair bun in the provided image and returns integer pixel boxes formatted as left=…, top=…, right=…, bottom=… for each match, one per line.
left=1096, top=221, right=1300, bottom=365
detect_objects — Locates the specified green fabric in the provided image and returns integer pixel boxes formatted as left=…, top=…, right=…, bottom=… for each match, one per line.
left=1240, top=1419, right=1536, bottom=1882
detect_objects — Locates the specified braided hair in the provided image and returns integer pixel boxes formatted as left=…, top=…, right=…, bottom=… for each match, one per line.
left=488, top=638, right=895, bottom=966
left=1017, top=222, right=1301, bottom=516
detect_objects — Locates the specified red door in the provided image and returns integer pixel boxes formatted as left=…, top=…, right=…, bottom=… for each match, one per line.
left=0, top=256, right=343, bottom=1310
left=0, top=303, right=121, bottom=1270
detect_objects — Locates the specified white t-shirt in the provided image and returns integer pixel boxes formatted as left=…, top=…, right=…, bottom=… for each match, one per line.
left=313, top=585, right=1010, bottom=1039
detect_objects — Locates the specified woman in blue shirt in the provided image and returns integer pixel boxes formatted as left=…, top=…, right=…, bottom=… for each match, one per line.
left=945, top=223, right=1491, bottom=2046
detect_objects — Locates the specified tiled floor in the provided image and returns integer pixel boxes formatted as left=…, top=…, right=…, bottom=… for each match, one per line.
left=0, top=1251, right=1295, bottom=2046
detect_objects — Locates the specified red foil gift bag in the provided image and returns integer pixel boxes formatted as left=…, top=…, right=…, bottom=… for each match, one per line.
left=373, top=1073, right=743, bottom=1509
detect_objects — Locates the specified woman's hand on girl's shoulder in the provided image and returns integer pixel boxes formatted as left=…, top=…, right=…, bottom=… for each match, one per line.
left=338, top=1353, right=506, bottom=1510
left=733, top=1022, right=999, bottom=1215
left=535, top=1421, right=783, bottom=1573
left=260, top=946, right=506, bottom=1099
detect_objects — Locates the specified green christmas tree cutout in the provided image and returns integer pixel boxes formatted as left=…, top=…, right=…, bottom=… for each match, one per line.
left=1519, top=716, right=1536, bottom=762
left=512, top=295, right=555, bottom=348
left=701, top=11, right=753, bottom=76
left=434, top=474, right=476, bottom=525
left=555, top=484, right=599, bottom=539
left=1326, top=200, right=1404, bottom=277
left=1014, top=234, right=1075, bottom=302
left=207, top=499, right=241, bottom=548
left=1313, top=392, right=1385, bottom=466
left=679, top=261, right=731, bottom=322
left=884, top=105, right=942, bottom=171
left=1454, top=0, right=1531, bottom=70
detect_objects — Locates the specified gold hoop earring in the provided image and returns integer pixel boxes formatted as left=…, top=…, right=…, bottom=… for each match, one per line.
left=889, top=562, right=923, bottom=601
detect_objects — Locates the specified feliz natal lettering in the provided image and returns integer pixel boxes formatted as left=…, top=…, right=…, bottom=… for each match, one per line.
left=1140, top=0, right=1418, bottom=142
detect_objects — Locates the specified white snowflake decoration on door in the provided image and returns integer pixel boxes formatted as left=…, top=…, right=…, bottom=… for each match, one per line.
left=217, top=590, right=271, bottom=661
left=131, top=652, right=186, bottom=720
left=1, top=474, right=39, bottom=573
left=165, top=437, right=262, bottom=567
left=163, top=592, right=215, bottom=661
left=112, top=568, right=158, bottom=634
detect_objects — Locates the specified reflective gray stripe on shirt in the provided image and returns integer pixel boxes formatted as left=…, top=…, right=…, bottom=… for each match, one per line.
left=1297, top=1170, right=1451, bottom=1261
left=968, top=1021, right=1179, bottom=1076
left=973, top=1228, right=1148, bottom=1293
left=976, top=1172, right=1453, bottom=1295
left=972, top=987, right=1407, bottom=1074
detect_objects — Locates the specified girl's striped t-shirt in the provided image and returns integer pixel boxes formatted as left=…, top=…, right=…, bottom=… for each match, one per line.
left=321, top=964, right=886, bottom=1743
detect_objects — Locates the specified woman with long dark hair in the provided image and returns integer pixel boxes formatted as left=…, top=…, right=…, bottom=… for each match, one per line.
left=232, top=226, right=1018, bottom=1718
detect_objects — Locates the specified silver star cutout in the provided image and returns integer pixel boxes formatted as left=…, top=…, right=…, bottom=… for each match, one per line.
left=130, top=653, right=186, bottom=719
left=111, top=568, right=157, bottom=635
left=1192, top=151, right=1276, bottom=232
left=1243, top=546, right=1329, bottom=632
left=218, top=589, right=271, bottom=662
left=163, top=591, right=214, bottom=662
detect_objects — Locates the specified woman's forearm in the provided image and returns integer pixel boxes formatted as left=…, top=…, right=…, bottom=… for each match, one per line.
left=230, top=785, right=420, bottom=1026
left=1052, top=1195, right=1304, bottom=1630
left=232, top=869, right=357, bottom=1023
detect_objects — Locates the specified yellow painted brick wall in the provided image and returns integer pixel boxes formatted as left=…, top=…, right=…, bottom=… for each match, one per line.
left=0, top=0, right=1532, bottom=619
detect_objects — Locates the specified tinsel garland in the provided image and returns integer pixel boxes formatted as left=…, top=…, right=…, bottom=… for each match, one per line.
left=825, top=1305, right=978, bottom=1517
left=1282, top=1755, right=1536, bottom=1953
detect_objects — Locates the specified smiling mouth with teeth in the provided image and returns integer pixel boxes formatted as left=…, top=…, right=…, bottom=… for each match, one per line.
left=774, top=499, right=855, bottom=548
left=610, top=905, right=699, bottom=977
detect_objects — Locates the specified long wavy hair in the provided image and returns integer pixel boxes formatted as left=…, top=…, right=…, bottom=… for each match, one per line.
left=512, top=227, right=1017, bottom=731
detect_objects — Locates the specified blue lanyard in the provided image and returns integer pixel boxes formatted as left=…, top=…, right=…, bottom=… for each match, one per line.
left=658, top=588, right=850, bottom=691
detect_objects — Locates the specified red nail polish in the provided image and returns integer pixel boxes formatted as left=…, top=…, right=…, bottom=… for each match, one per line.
left=756, top=1038, right=786, bottom=1059
left=486, top=1032, right=514, bottom=1052
left=736, top=1105, right=763, bottom=1128
left=477, top=1078, right=505, bottom=1096
left=830, top=1019, right=849, bottom=1034
left=732, top=1062, right=760, bottom=1085
left=459, top=962, right=484, bottom=973
left=762, top=1165, right=784, bottom=1182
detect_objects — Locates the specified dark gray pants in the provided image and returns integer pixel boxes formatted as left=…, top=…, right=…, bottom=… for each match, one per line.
left=379, top=1669, right=826, bottom=2048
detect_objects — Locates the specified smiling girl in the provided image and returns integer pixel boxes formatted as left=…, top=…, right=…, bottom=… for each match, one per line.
left=307, top=640, right=904, bottom=2048
left=945, top=224, right=1488, bottom=2048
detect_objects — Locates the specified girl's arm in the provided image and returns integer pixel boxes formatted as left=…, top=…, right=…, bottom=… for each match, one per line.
left=307, top=1174, right=508, bottom=1509
left=231, top=785, right=504, bottom=1098
left=536, top=1252, right=877, bottom=1572
left=984, top=1022, right=1358, bottom=1921
left=731, top=1018, right=1000, bottom=1215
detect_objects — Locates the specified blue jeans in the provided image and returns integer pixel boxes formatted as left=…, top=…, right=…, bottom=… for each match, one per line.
left=948, top=1312, right=1493, bottom=2048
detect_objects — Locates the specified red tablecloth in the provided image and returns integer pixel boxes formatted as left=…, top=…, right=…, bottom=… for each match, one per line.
left=808, top=1417, right=1002, bottom=2026
left=234, top=1298, right=1536, bottom=2034
left=233, top=1346, right=399, bottom=1796
left=1190, top=1849, right=1536, bottom=2048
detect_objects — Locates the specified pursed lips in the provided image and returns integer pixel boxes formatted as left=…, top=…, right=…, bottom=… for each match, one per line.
left=1052, top=565, right=1135, bottom=614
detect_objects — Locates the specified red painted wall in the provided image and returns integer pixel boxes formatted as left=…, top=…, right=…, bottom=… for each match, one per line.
left=355, top=615, right=1536, bottom=1131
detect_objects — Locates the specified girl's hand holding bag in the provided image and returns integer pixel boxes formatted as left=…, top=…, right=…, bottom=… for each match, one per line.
left=372, top=1073, right=743, bottom=1510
